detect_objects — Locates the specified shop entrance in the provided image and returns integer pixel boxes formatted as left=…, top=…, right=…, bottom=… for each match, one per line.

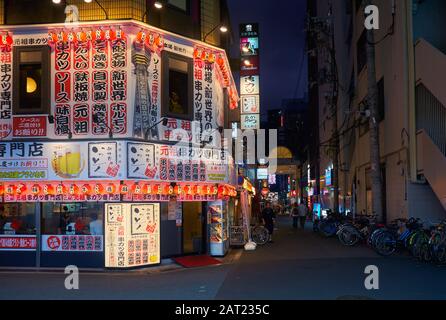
left=182, top=202, right=206, bottom=255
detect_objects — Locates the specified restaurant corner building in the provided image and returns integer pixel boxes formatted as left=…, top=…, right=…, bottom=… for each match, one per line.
left=0, top=20, right=240, bottom=269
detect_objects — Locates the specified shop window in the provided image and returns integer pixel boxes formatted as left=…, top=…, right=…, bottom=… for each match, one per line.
left=42, top=203, right=104, bottom=235
left=0, top=203, right=36, bottom=235
left=13, top=46, right=50, bottom=115
left=162, top=51, right=193, bottom=120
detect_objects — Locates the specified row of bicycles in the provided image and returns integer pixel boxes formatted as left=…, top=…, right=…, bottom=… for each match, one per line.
left=314, top=211, right=446, bottom=264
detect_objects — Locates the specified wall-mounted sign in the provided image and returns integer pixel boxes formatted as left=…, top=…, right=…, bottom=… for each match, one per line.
left=240, top=37, right=259, bottom=56
left=13, top=116, right=47, bottom=137
left=0, top=235, right=37, bottom=251
left=240, top=75, right=260, bottom=95
left=105, top=203, right=160, bottom=268
left=240, top=56, right=260, bottom=75
left=325, top=168, right=332, bottom=186
left=241, top=114, right=260, bottom=130
left=42, top=235, right=103, bottom=252
left=240, top=23, right=259, bottom=38
left=241, top=95, right=260, bottom=114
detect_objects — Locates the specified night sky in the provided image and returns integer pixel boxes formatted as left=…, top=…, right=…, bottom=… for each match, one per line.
left=226, top=0, right=308, bottom=119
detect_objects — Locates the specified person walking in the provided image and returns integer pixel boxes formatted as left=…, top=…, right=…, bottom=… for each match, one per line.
left=261, top=202, right=276, bottom=243
left=291, top=203, right=299, bottom=229
left=298, top=201, right=308, bottom=229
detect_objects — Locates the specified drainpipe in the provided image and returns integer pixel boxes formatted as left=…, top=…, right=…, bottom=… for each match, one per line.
left=403, top=0, right=417, bottom=183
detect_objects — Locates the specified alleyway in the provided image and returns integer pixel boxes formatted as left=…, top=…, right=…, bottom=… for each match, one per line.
left=1, top=217, right=445, bottom=300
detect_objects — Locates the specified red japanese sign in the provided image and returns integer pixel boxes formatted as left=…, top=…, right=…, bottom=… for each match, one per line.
left=13, top=116, right=47, bottom=137
left=0, top=236, right=37, bottom=250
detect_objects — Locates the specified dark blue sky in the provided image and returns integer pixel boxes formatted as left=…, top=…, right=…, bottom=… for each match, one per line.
left=226, top=0, right=308, bottom=119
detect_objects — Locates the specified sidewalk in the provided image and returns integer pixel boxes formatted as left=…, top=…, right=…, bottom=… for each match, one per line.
left=0, top=248, right=244, bottom=275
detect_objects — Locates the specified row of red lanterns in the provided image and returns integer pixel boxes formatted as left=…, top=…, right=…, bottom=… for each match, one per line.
left=193, top=47, right=219, bottom=64
left=0, top=183, right=237, bottom=198
left=47, top=28, right=126, bottom=45
left=134, top=30, right=164, bottom=52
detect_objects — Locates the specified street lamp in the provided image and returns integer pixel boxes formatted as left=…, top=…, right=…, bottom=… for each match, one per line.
left=142, top=1, right=164, bottom=23
left=203, top=24, right=228, bottom=43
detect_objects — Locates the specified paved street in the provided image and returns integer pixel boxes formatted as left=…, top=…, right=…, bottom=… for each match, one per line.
left=1, top=217, right=445, bottom=300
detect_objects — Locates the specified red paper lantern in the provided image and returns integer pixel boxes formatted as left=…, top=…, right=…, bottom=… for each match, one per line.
left=152, top=184, right=161, bottom=195
left=120, top=184, right=130, bottom=195
left=43, top=184, right=54, bottom=195
left=94, top=184, right=104, bottom=195
left=94, top=29, right=105, bottom=42
left=183, top=185, right=190, bottom=196
left=47, top=32, right=57, bottom=44
left=69, top=184, right=79, bottom=195
left=154, top=35, right=163, bottom=48
left=76, top=31, right=87, bottom=42
left=0, top=184, right=4, bottom=195
left=67, top=31, right=77, bottom=43
left=56, top=184, right=66, bottom=195
left=85, top=30, right=94, bottom=41
left=105, top=183, right=116, bottom=194
left=216, top=55, right=224, bottom=66
left=162, top=184, right=173, bottom=195
left=201, top=50, right=208, bottom=61
left=81, top=184, right=92, bottom=195
left=5, top=184, right=16, bottom=195
left=143, top=184, right=152, bottom=194
left=15, top=183, right=27, bottom=195
left=104, top=29, right=114, bottom=41
left=193, top=49, right=200, bottom=59
left=56, top=32, right=68, bottom=43
left=115, top=29, right=125, bottom=40
left=136, top=31, right=146, bottom=43
left=132, top=184, right=142, bottom=194
left=208, top=53, right=216, bottom=63
left=174, top=185, right=181, bottom=195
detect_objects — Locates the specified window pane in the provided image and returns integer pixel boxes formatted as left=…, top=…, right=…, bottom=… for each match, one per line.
left=0, top=203, right=36, bottom=235
left=20, top=51, right=41, bottom=63
left=42, top=203, right=104, bottom=235
left=19, top=63, right=42, bottom=110
left=168, top=58, right=189, bottom=115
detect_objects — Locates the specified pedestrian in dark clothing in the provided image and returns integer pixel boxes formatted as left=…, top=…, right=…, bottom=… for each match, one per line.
left=261, top=202, right=276, bottom=242
left=291, top=203, right=299, bottom=229
left=298, top=202, right=308, bottom=229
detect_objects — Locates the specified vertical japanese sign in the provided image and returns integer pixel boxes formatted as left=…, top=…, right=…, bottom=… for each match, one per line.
left=105, top=203, right=160, bottom=268
left=240, top=23, right=260, bottom=130
left=0, top=44, right=13, bottom=139
left=193, top=55, right=205, bottom=144
left=51, top=29, right=130, bottom=139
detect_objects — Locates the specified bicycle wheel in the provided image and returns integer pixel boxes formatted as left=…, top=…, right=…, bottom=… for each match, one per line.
left=435, top=243, right=446, bottom=265
left=252, top=226, right=269, bottom=246
left=338, top=227, right=360, bottom=246
left=374, top=231, right=397, bottom=256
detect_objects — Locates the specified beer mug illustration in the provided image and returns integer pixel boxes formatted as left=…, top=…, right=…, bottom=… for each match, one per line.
left=52, top=144, right=85, bottom=178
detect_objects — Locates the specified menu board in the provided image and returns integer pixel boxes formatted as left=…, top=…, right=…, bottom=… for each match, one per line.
left=105, top=203, right=160, bottom=268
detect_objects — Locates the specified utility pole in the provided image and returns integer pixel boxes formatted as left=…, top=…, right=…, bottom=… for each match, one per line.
left=328, top=3, right=340, bottom=214
left=365, top=0, right=384, bottom=222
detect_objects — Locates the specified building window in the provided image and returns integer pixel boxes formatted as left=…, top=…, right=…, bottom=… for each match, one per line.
left=167, top=0, right=189, bottom=13
left=0, top=203, right=36, bottom=235
left=356, top=29, right=367, bottom=75
left=13, top=46, right=50, bottom=115
left=42, top=203, right=104, bottom=235
left=162, top=51, right=193, bottom=120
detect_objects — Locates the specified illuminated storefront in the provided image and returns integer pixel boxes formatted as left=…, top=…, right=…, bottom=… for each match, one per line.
left=0, top=20, right=239, bottom=268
